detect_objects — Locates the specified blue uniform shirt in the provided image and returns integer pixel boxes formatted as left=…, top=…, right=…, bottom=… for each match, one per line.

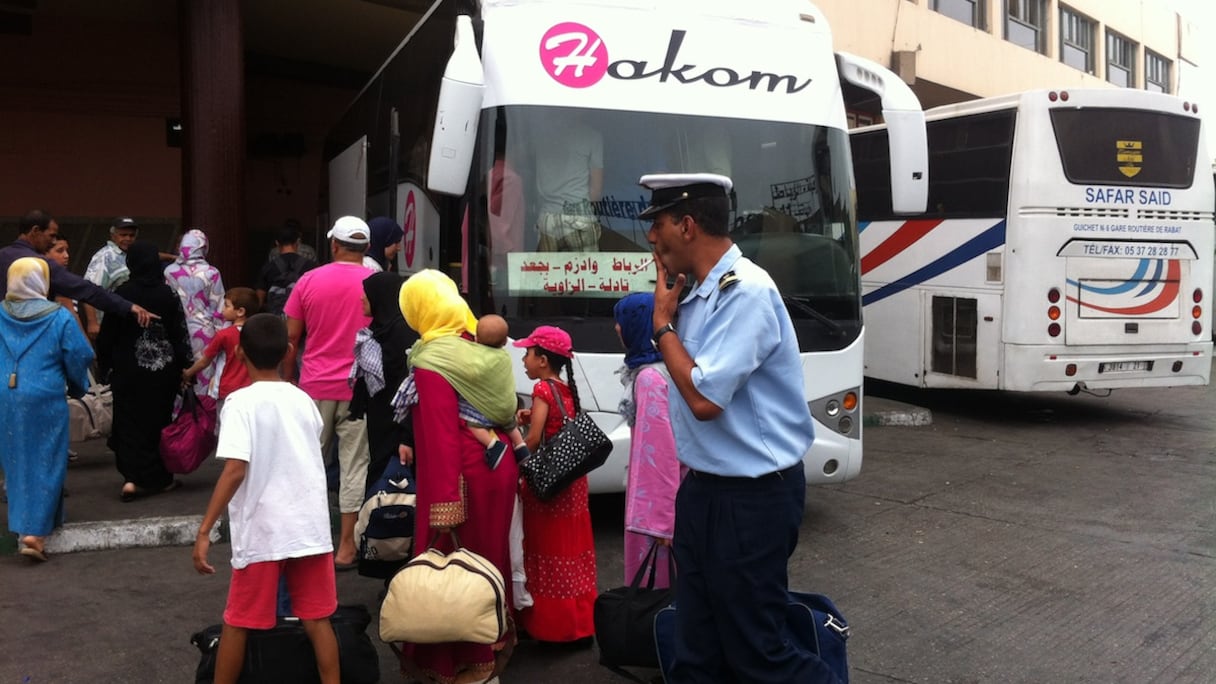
left=667, top=244, right=815, bottom=477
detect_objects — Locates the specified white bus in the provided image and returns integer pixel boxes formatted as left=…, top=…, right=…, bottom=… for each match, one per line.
left=852, top=88, right=1213, bottom=393
left=323, top=0, right=928, bottom=491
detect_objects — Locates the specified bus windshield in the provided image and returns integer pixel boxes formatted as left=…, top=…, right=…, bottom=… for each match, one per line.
left=1050, top=108, right=1201, bottom=188
left=474, top=106, right=860, bottom=353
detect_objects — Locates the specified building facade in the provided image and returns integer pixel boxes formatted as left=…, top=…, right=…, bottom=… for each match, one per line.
left=816, top=0, right=1200, bottom=116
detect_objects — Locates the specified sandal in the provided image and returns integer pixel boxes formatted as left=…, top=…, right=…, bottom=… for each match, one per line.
left=121, top=480, right=181, bottom=502
left=19, top=536, right=49, bottom=562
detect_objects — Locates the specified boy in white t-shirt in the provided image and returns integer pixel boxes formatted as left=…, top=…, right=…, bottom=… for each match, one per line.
left=193, top=313, right=339, bottom=684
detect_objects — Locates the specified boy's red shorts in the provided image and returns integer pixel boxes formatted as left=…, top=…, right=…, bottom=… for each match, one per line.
left=224, top=552, right=337, bottom=629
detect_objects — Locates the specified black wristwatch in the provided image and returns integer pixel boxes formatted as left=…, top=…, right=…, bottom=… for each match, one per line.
left=651, top=322, right=676, bottom=349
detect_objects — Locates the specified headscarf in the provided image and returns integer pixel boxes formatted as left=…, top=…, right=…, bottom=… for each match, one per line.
left=399, top=269, right=477, bottom=343
left=176, top=229, right=209, bottom=263
left=367, top=216, right=404, bottom=270
left=3, top=257, right=58, bottom=320
left=614, top=293, right=663, bottom=369
left=364, top=271, right=415, bottom=385
left=126, top=240, right=168, bottom=286
left=614, top=292, right=665, bottom=426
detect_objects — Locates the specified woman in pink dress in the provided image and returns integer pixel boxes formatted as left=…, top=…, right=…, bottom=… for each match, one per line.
left=614, top=293, right=683, bottom=587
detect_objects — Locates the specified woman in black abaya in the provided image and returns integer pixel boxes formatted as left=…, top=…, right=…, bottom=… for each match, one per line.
left=97, top=240, right=193, bottom=501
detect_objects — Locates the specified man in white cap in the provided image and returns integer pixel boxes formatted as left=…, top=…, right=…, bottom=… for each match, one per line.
left=642, top=173, right=820, bottom=682
left=283, top=216, right=374, bottom=571
left=81, top=216, right=139, bottom=339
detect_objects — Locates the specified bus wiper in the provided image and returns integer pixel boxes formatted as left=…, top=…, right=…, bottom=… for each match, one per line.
left=782, top=295, right=844, bottom=335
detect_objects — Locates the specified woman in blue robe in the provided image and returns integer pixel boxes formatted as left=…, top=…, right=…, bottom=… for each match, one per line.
left=0, top=257, right=93, bottom=562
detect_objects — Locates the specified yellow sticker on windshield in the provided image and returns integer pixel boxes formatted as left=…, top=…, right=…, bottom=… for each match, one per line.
left=1117, top=140, right=1142, bottom=178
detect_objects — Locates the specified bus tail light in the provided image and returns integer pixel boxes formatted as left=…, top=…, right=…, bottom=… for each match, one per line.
left=1048, top=91, right=1058, bottom=102
left=1193, top=306, right=1202, bottom=319
left=1194, top=288, right=1203, bottom=303
left=1193, top=321, right=1203, bottom=336
left=1048, top=323, right=1061, bottom=337
left=1048, top=306, right=1061, bottom=321
left=842, top=391, right=858, bottom=412
left=1059, top=90, right=1069, bottom=102
left=1065, top=364, right=1077, bottom=377
left=1047, top=288, right=1060, bottom=303
left=1184, top=102, right=1191, bottom=112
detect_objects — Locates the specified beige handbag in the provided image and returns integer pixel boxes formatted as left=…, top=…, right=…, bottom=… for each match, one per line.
left=379, top=531, right=508, bottom=645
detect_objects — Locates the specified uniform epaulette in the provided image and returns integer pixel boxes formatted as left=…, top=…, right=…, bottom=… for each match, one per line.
left=718, top=270, right=740, bottom=292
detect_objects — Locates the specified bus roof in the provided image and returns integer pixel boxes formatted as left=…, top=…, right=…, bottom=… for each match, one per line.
left=853, top=88, right=1199, bottom=133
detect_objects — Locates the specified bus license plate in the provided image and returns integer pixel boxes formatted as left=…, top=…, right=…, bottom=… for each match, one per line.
left=1099, top=361, right=1151, bottom=373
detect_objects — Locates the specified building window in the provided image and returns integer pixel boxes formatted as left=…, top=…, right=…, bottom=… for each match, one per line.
left=1106, top=32, right=1135, bottom=88
left=1005, top=0, right=1045, bottom=53
left=1146, top=51, right=1170, bottom=93
left=932, top=0, right=985, bottom=30
left=1059, top=7, right=1094, bottom=73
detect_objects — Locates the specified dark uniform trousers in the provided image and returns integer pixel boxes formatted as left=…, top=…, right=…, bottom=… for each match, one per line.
left=670, top=463, right=821, bottom=683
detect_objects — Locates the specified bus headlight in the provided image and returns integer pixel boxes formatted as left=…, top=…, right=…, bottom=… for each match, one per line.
left=809, top=387, right=861, bottom=439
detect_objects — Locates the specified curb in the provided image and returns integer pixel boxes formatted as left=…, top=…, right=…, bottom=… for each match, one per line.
left=863, top=407, right=933, bottom=427
left=4, top=516, right=225, bottom=556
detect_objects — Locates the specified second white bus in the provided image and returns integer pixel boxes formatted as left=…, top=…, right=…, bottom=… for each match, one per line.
left=851, top=88, right=1213, bottom=393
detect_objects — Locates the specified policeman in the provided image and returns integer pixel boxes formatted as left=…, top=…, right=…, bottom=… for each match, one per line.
left=642, top=173, right=819, bottom=683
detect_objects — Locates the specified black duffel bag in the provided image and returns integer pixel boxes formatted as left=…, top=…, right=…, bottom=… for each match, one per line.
left=191, top=604, right=379, bottom=684
left=594, top=541, right=676, bottom=680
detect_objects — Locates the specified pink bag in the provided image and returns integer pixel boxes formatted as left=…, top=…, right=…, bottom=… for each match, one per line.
left=160, top=387, right=218, bottom=474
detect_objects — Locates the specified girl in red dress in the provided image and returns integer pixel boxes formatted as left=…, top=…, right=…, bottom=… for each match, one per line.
left=512, top=325, right=597, bottom=645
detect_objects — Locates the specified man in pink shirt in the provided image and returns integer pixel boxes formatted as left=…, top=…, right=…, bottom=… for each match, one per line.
left=284, top=216, right=374, bottom=570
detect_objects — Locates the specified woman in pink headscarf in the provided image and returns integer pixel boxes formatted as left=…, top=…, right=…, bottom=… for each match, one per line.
left=164, top=229, right=226, bottom=395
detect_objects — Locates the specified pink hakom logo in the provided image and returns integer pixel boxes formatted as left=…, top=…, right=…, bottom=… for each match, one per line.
left=403, top=190, right=417, bottom=268
left=539, top=22, right=608, bottom=88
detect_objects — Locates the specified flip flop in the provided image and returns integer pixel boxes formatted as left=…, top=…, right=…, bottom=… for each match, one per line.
left=19, top=537, right=49, bottom=563
left=20, top=546, right=49, bottom=562
left=121, top=480, right=181, bottom=502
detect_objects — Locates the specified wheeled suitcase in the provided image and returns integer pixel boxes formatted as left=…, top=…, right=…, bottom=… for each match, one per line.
left=191, top=604, right=380, bottom=684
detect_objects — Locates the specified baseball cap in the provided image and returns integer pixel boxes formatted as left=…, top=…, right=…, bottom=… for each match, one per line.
left=512, top=325, right=573, bottom=359
left=637, top=173, right=733, bottom=220
left=327, top=216, right=371, bottom=245
left=112, top=217, right=139, bottom=231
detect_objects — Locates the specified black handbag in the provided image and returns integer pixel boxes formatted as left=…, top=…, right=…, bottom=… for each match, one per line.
left=191, top=604, right=380, bottom=684
left=520, top=379, right=612, bottom=500
left=594, top=541, right=676, bottom=680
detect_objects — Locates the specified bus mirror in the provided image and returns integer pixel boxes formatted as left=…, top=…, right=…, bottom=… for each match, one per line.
left=427, top=15, right=485, bottom=196
left=884, top=108, right=928, bottom=215
left=835, top=51, right=929, bottom=214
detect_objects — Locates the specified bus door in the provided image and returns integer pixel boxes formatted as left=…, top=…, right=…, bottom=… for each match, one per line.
left=1059, top=244, right=1195, bottom=347
left=921, top=289, right=1002, bottom=388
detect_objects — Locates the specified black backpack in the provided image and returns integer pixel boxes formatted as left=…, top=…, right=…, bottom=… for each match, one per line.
left=265, top=254, right=310, bottom=315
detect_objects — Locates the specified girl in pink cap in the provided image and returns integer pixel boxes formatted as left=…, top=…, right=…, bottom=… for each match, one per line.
left=512, top=325, right=597, bottom=646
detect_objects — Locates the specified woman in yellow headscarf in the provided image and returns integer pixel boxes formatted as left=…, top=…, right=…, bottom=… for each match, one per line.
left=0, top=257, right=94, bottom=562
left=392, top=270, right=518, bottom=684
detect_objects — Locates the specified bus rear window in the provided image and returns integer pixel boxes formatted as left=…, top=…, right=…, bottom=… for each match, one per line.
left=1050, top=108, right=1200, bottom=188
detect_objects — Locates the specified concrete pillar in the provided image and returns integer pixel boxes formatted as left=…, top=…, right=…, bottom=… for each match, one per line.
left=179, top=0, right=245, bottom=282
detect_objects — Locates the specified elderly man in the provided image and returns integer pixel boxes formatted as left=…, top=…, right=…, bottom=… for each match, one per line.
left=0, top=210, right=153, bottom=327
left=81, top=216, right=139, bottom=339
left=644, top=174, right=819, bottom=683
left=283, top=216, right=374, bottom=570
